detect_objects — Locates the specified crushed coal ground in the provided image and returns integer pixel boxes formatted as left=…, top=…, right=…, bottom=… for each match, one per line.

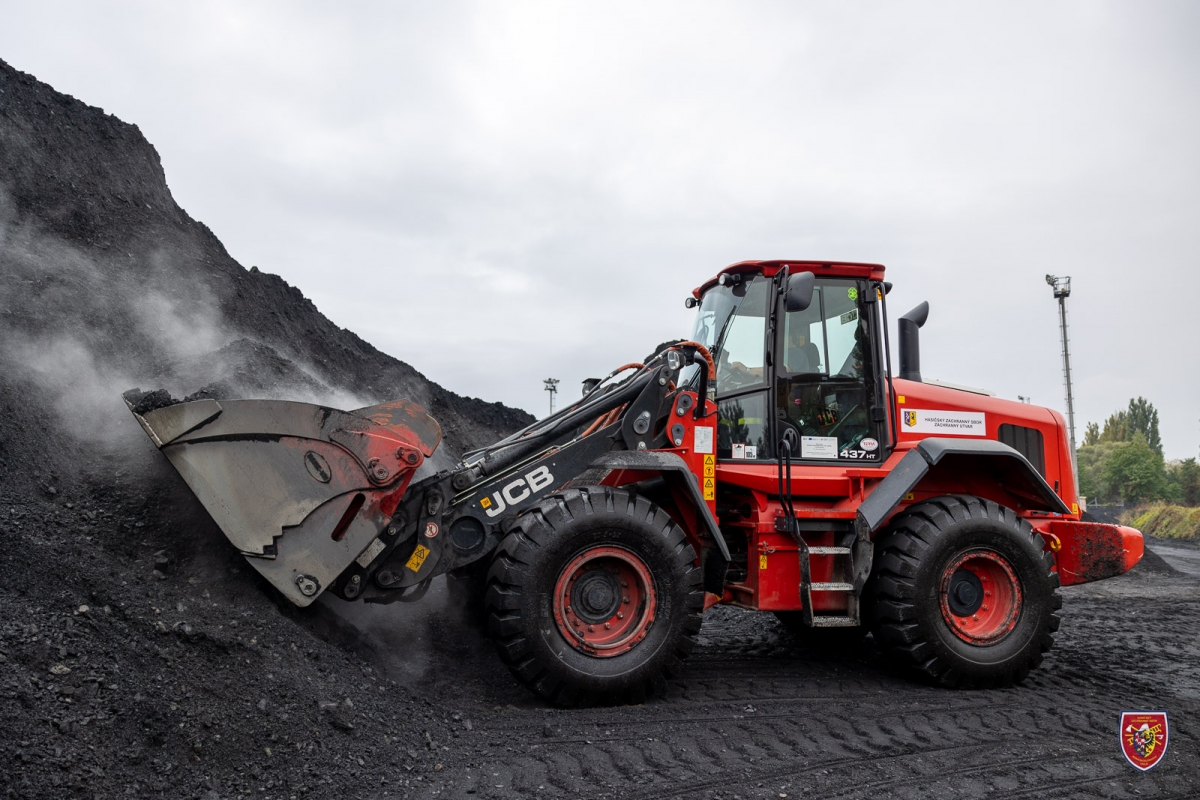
left=2, top=57, right=1199, bottom=800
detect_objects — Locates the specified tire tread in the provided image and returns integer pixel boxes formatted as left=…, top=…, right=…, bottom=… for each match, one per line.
left=483, top=486, right=702, bottom=706
left=871, top=494, right=1062, bottom=689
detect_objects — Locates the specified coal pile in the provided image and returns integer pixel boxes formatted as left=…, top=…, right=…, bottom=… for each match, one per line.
left=0, top=57, right=531, bottom=799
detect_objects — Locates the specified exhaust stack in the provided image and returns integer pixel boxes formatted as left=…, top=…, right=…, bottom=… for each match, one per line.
left=898, top=301, right=929, bottom=382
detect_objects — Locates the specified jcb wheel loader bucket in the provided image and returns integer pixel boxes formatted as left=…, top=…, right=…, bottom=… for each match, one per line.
left=127, top=396, right=441, bottom=606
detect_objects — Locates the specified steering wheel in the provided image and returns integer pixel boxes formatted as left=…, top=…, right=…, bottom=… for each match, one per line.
left=718, top=357, right=759, bottom=391
left=825, top=402, right=863, bottom=439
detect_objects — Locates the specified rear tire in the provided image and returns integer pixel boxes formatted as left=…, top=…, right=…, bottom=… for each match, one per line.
left=484, top=487, right=703, bottom=706
left=871, top=495, right=1061, bottom=688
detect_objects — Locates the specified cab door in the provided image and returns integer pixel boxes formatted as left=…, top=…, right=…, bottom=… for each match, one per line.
left=774, top=278, right=887, bottom=464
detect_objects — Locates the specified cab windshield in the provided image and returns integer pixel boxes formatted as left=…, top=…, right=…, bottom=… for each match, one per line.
left=689, top=284, right=737, bottom=354
left=683, top=274, right=770, bottom=394
left=686, top=274, right=774, bottom=460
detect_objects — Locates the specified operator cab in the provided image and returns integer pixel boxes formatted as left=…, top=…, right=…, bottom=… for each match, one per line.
left=686, top=262, right=890, bottom=465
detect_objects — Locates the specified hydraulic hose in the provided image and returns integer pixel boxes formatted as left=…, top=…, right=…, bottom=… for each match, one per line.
left=468, top=369, right=654, bottom=479
left=460, top=344, right=704, bottom=479
left=777, top=437, right=798, bottom=540
left=580, top=403, right=626, bottom=438
left=672, top=341, right=716, bottom=379
left=463, top=363, right=649, bottom=461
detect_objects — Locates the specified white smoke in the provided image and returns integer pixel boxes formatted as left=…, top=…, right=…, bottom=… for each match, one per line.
left=0, top=187, right=371, bottom=449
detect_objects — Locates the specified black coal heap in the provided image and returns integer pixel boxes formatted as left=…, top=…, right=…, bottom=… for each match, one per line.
left=0, top=57, right=531, bottom=798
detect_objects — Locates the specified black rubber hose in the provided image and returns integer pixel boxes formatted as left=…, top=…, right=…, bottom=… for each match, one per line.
left=472, top=370, right=655, bottom=477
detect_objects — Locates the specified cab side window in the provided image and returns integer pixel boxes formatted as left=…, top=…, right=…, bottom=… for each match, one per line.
left=781, top=287, right=826, bottom=376
left=717, top=392, right=769, bottom=460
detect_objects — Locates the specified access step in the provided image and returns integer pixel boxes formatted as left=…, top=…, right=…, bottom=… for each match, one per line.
left=807, top=546, right=851, bottom=555
left=810, top=582, right=855, bottom=592
left=810, top=616, right=859, bottom=627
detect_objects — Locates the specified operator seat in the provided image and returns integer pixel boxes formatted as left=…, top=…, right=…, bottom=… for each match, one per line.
left=787, top=342, right=822, bottom=375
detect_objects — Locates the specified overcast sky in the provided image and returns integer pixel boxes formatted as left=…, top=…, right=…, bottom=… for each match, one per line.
left=3, top=2, right=1198, bottom=458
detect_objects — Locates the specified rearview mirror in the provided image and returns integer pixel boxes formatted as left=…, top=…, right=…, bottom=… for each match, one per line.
left=784, top=271, right=815, bottom=312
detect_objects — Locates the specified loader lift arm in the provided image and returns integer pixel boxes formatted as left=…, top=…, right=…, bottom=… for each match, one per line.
left=128, top=344, right=721, bottom=608
left=354, top=344, right=723, bottom=604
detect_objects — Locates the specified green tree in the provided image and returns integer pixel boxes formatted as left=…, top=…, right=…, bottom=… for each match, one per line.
left=1096, top=410, right=1129, bottom=445
left=1126, top=397, right=1163, bottom=456
left=1093, top=397, right=1162, bottom=456
left=1103, top=433, right=1165, bottom=504
left=1077, top=441, right=1121, bottom=503
left=1163, top=462, right=1184, bottom=504
left=1180, top=458, right=1200, bottom=506
left=1078, top=397, right=1169, bottom=504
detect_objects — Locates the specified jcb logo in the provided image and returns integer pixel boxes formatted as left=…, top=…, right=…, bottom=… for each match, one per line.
left=480, top=465, right=555, bottom=518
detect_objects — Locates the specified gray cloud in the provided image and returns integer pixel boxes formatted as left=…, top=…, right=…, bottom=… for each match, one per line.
left=1, top=1, right=1197, bottom=456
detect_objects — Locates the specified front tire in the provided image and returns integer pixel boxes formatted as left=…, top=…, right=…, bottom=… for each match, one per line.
left=871, top=495, right=1061, bottom=688
left=484, top=487, right=703, bottom=706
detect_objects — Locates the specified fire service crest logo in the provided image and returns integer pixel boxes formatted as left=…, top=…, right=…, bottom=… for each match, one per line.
left=903, top=410, right=917, bottom=427
left=1120, top=711, right=1168, bottom=771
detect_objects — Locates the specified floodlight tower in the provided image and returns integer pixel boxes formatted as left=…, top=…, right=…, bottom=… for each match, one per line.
left=543, top=378, right=560, bottom=416
left=1045, top=275, right=1077, bottom=460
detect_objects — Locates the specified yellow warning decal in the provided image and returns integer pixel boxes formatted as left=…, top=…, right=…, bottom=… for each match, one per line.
left=897, top=395, right=906, bottom=404
left=405, top=543, right=430, bottom=572
left=903, top=492, right=915, bottom=502
left=703, top=476, right=716, bottom=501
left=703, top=454, right=715, bottom=477
left=480, top=496, right=491, bottom=509
left=759, top=554, right=768, bottom=570
left=1071, top=503, right=1079, bottom=515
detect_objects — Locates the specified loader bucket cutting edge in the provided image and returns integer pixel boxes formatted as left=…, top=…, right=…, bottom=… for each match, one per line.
left=126, top=396, right=442, bottom=606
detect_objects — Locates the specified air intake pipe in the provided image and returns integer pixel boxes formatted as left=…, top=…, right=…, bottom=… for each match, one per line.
left=897, top=301, right=929, bottom=382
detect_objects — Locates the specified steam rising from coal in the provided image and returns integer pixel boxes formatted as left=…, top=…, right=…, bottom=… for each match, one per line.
left=310, top=579, right=495, bottom=685
left=0, top=186, right=369, bottom=451
left=0, top=186, right=461, bottom=679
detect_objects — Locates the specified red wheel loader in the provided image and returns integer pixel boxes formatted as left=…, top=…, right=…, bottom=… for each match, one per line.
left=127, top=260, right=1144, bottom=705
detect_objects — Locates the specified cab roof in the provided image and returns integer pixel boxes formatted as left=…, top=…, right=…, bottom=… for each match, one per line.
left=692, top=259, right=887, bottom=299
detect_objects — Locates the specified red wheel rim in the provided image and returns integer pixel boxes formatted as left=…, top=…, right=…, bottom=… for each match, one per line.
left=939, top=548, right=1022, bottom=645
left=553, top=545, right=656, bottom=657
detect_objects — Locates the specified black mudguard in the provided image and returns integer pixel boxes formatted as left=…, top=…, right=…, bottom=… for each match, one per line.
left=856, top=438, right=1072, bottom=536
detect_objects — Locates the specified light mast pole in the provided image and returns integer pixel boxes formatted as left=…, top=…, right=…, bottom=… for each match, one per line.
left=1045, top=275, right=1077, bottom=475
